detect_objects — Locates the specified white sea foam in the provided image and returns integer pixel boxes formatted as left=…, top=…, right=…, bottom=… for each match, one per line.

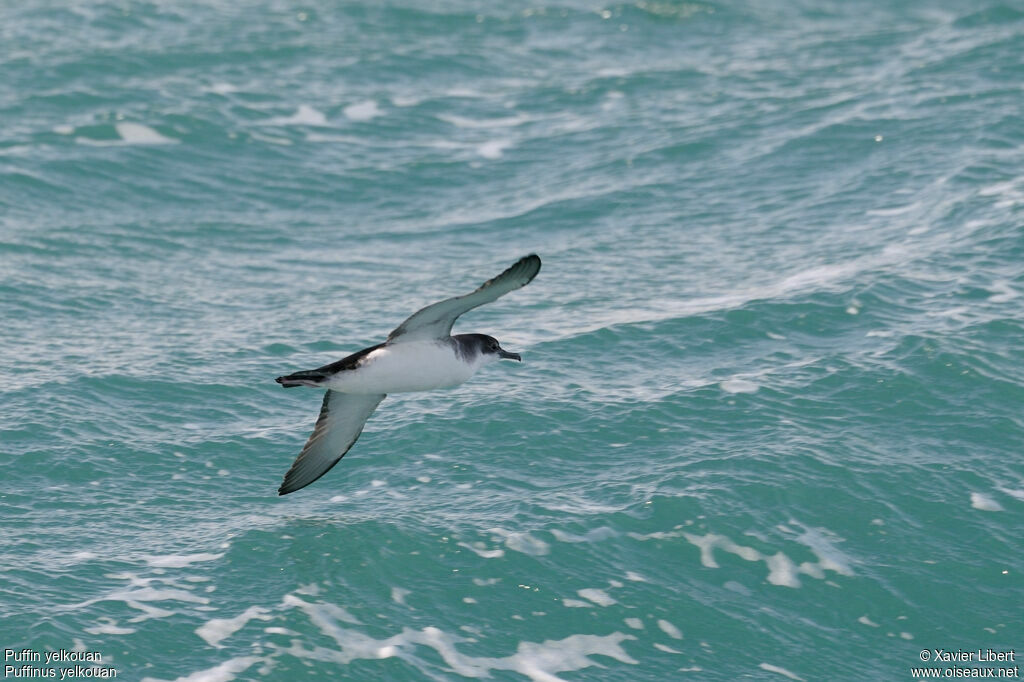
left=143, top=552, right=224, bottom=568
left=765, top=552, right=800, bottom=588
left=624, top=618, right=644, bottom=629
left=343, top=100, right=382, bottom=121
left=789, top=523, right=855, bottom=577
left=562, top=599, right=592, bottom=608
left=556, top=247, right=921, bottom=339
left=458, top=542, right=505, bottom=559
left=285, top=594, right=637, bottom=679
left=84, top=617, right=136, bottom=635
left=550, top=527, right=617, bottom=543
left=720, top=378, right=759, bottom=394
left=866, top=202, right=920, bottom=217
left=996, top=487, right=1024, bottom=501
left=249, top=132, right=292, bottom=145
left=116, top=122, right=178, bottom=144
left=576, top=588, right=617, bottom=607
left=657, top=619, right=683, bottom=639
left=988, top=281, right=1018, bottom=303
left=759, top=662, right=805, bottom=680
left=391, top=587, right=411, bottom=605
left=195, top=606, right=271, bottom=647
left=488, top=528, right=550, bottom=556
left=440, top=113, right=529, bottom=129
left=207, top=82, right=238, bottom=94
left=268, top=104, right=328, bottom=126
left=141, top=656, right=260, bottom=682
left=477, top=139, right=512, bottom=159
left=283, top=594, right=360, bottom=624
left=970, top=492, right=1003, bottom=511
left=67, top=577, right=209, bottom=623
left=674, top=526, right=852, bottom=589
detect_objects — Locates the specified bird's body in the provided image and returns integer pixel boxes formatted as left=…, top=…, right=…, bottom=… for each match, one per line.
left=329, top=340, right=476, bottom=393
left=274, top=254, right=541, bottom=495
left=283, top=337, right=491, bottom=395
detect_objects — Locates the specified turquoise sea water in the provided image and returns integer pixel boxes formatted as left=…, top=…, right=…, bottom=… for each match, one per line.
left=2, top=1, right=1022, bottom=680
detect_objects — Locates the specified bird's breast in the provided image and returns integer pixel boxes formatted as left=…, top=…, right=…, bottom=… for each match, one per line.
left=325, top=341, right=478, bottom=394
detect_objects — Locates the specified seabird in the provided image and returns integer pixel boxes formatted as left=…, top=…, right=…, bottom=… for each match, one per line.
left=274, top=254, right=542, bottom=495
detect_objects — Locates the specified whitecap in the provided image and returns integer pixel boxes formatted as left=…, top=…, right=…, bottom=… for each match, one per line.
left=866, top=202, right=920, bottom=217
left=195, top=606, right=271, bottom=647
left=989, top=282, right=1018, bottom=303
left=488, top=528, right=549, bottom=556
left=996, top=487, right=1024, bottom=501
left=759, top=662, right=805, bottom=680
left=207, top=82, right=238, bottom=94
left=440, top=113, right=529, bottom=129
left=248, top=132, right=293, bottom=146
left=720, top=378, right=759, bottom=394
left=285, top=595, right=638, bottom=677
left=390, top=95, right=420, bottom=107
left=657, top=619, right=683, bottom=639
left=765, top=552, right=801, bottom=588
left=576, top=588, right=616, bottom=607
left=84, top=617, right=135, bottom=635
left=343, top=100, right=382, bottom=121
left=562, top=599, right=592, bottom=608
left=550, top=527, right=617, bottom=543
left=970, top=492, right=1004, bottom=511
left=391, top=587, right=411, bottom=605
left=458, top=542, right=505, bottom=559
left=141, top=655, right=260, bottom=682
left=116, top=122, right=178, bottom=145
left=143, top=552, right=223, bottom=568
left=268, top=104, right=328, bottom=126
left=680, top=530, right=851, bottom=588
left=477, top=139, right=512, bottom=159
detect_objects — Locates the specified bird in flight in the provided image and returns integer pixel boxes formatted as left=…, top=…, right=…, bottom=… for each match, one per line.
left=275, top=254, right=542, bottom=495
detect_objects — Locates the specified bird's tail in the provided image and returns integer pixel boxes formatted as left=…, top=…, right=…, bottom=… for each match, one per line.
left=275, top=370, right=327, bottom=388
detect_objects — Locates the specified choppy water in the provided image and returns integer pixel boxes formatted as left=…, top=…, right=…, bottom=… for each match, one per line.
left=2, top=1, right=1022, bottom=680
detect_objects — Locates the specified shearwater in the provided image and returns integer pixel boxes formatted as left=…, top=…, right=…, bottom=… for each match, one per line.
left=274, top=254, right=542, bottom=495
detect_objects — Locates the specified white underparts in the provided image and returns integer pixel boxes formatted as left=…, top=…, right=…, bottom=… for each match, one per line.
left=325, top=340, right=490, bottom=394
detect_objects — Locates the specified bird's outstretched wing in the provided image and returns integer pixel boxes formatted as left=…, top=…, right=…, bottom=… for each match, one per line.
left=278, top=391, right=386, bottom=495
left=388, top=254, right=541, bottom=343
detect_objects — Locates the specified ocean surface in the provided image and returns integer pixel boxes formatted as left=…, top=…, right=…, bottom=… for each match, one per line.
left=1, top=1, right=1022, bottom=680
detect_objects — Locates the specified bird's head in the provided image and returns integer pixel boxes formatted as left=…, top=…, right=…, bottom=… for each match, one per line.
left=465, top=334, right=521, bottom=362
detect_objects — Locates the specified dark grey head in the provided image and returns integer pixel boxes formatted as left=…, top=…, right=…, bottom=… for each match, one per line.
left=454, top=333, right=521, bottom=362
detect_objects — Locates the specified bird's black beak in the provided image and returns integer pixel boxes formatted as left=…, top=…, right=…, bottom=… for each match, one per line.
left=498, top=348, right=521, bottom=362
